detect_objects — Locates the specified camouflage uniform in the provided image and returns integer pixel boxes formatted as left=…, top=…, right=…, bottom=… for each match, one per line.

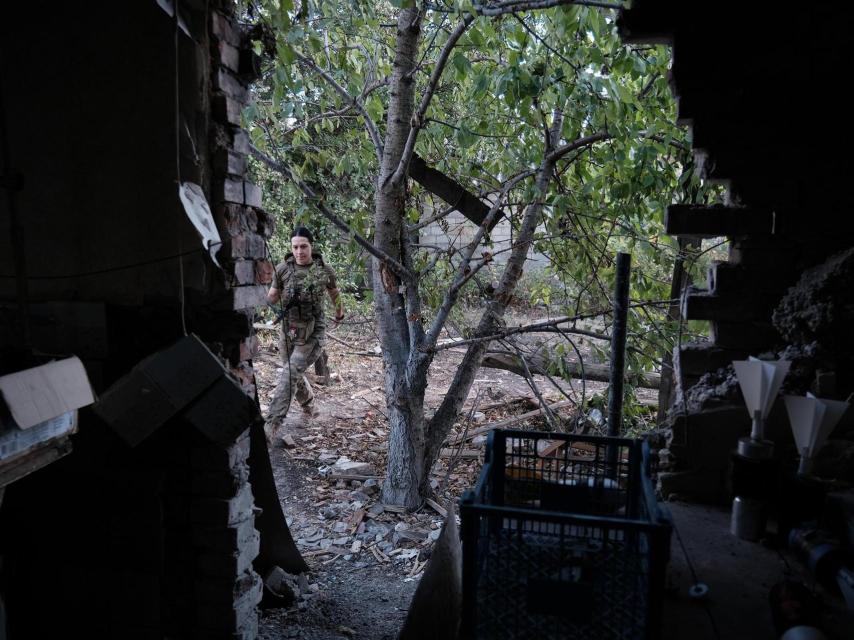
left=267, top=253, right=337, bottom=424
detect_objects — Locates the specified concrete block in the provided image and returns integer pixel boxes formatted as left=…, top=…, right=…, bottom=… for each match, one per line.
left=243, top=182, right=262, bottom=209
left=192, top=516, right=259, bottom=552
left=196, top=527, right=261, bottom=578
left=217, top=178, right=246, bottom=205
left=214, top=203, right=247, bottom=235
left=213, top=149, right=248, bottom=178
left=665, top=204, right=774, bottom=238
left=230, top=285, right=267, bottom=311
left=710, top=320, right=780, bottom=350
left=709, top=261, right=797, bottom=295
left=254, top=208, right=275, bottom=238
left=231, top=260, right=256, bottom=285
left=669, top=405, right=748, bottom=470
left=214, top=40, right=241, bottom=71
left=233, top=130, right=250, bottom=154
left=189, top=462, right=250, bottom=498
left=222, top=233, right=266, bottom=259
left=213, top=93, right=242, bottom=126
left=213, top=68, right=248, bottom=101
left=190, top=482, right=255, bottom=526
left=675, top=342, right=747, bottom=378
left=211, top=11, right=240, bottom=46
left=683, top=290, right=779, bottom=322
left=195, top=569, right=263, bottom=608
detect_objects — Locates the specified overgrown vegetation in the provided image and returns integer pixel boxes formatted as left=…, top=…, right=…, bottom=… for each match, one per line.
left=242, top=0, right=722, bottom=507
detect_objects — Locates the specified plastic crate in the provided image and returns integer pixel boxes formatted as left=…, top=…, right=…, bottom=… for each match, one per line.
left=459, top=430, right=672, bottom=640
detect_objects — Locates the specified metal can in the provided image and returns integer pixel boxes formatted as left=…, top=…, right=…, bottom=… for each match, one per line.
left=730, top=495, right=765, bottom=541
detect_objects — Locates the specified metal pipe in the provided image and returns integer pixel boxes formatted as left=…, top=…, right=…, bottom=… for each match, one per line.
left=607, top=252, right=631, bottom=438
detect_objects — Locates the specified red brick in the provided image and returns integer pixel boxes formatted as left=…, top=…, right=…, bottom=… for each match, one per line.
left=254, top=208, right=275, bottom=238
left=223, top=233, right=265, bottom=259
left=238, top=336, right=259, bottom=361
left=232, top=260, right=256, bottom=285
left=214, top=69, right=248, bottom=101
left=255, top=260, right=273, bottom=285
left=213, top=149, right=248, bottom=177
left=213, top=93, right=242, bottom=126
left=214, top=40, right=241, bottom=71
left=211, top=12, right=240, bottom=46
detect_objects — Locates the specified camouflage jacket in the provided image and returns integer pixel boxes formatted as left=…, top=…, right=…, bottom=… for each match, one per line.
left=273, top=254, right=337, bottom=326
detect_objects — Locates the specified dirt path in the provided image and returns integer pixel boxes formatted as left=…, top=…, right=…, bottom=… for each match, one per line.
left=253, top=314, right=656, bottom=638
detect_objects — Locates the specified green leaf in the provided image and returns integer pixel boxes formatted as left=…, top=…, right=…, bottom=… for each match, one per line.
left=456, top=124, right=476, bottom=149
left=451, top=52, right=472, bottom=81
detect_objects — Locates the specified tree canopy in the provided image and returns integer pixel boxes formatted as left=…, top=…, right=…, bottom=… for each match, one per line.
left=243, top=0, right=721, bottom=507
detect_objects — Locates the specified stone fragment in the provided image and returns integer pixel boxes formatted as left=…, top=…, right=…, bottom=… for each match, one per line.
left=332, top=456, right=375, bottom=476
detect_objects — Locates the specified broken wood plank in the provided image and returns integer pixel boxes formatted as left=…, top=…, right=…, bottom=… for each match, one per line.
left=477, top=396, right=537, bottom=412
left=439, top=448, right=481, bottom=459
left=425, top=498, right=448, bottom=518
left=538, top=439, right=568, bottom=459
left=382, top=504, right=407, bottom=514
left=281, top=434, right=297, bottom=448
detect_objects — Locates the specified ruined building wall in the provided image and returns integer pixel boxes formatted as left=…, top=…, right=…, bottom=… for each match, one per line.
left=620, top=3, right=854, bottom=502
left=0, top=2, right=274, bottom=637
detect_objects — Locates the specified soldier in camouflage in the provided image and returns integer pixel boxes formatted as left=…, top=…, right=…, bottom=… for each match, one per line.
left=265, top=227, right=344, bottom=441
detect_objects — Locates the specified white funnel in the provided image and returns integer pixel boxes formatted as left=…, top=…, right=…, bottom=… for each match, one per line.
left=783, top=392, right=848, bottom=475
left=733, top=357, right=790, bottom=441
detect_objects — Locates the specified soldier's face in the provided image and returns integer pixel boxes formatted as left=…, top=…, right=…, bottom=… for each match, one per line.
left=291, top=236, right=312, bottom=265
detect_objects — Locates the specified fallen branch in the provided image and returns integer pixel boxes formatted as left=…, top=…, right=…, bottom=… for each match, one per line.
left=425, top=497, right=448, bottom=518
left=447, top=399, right=576, bottom=446
left=481, top=351, right=660, bottom=389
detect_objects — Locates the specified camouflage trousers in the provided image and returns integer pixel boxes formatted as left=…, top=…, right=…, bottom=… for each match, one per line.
left=267, top=323, right=325, bottom=428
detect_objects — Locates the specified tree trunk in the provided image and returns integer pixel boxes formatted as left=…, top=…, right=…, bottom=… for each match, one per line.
left=375, top=9, right=426, bottom=509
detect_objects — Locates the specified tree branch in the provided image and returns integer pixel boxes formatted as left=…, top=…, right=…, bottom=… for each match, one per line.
left=423, top=108, right=566, bottom=466
left=474, top=0, right=624, bottom=17
left=546, top=131, right=612, bottom=163
left=408, top=153, right=502, bottom=230
left=384, top=13, right=475, bottom=192
left=250, top=144, right=414, bottom=283
left=431, top=314, right=611, bottom=352
left=422, top=169, right=528, bottom=350
left=294, top=50, right=385, bottom=165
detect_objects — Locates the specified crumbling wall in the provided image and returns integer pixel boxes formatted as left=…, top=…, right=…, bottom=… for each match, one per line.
left=772, top=246, right=854, bottom=396
left=661, top=243, right=854, bottom=502
left=0, top=2, right=275, bottom=638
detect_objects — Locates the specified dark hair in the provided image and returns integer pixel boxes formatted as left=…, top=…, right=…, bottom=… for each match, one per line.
left=291, top=226, right=314, bottom=243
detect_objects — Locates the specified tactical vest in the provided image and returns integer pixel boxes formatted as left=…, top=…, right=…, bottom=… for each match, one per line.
left=279, top=254, right=329, bottom=326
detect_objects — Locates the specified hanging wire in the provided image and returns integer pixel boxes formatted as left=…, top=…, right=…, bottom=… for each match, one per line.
left=0, top=244, right=221, bottom=280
